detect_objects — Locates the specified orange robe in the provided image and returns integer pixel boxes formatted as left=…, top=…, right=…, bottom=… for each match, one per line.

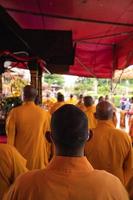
left=84, top=105, right=97, bottom=129
left=112, top=111, right=118, bottom=127
left=3, top=156, right=128, bottom=200
left=6, top=101, right=51, bottom=170
left=120, top=110, right=126, bottom=128
left=0, top=144, right=28, bottom=199
left=43, top=98, right=55, bottom=111
left=50, top=101, right=65, bottom=114
left=76, top=102, right=85, bottom=111
left=126, top=176, right=133, bottom=200
left=66, top=98, right=77, bottom=105
left=85, top=120, right=133, bottom=185
left=129, top=116, right=133, bottom=142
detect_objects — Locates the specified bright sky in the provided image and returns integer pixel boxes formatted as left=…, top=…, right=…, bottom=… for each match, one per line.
left=63, top=75, right=78, bottom=86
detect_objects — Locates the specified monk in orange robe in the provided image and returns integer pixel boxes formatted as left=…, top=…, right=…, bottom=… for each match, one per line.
left=83, top=96, right=97, bottom=129
left=6, top=85, right=51, bottom=170
left=66, top=94, right=77, bottom=105
left=76, top=94, right=85, bottom=111
left=4, top=105, right=128, bottom=200
left=43, top=94, right=55, bottom=111
left=120, top=110, right=126, bottom=128
left=85, top=101, right=133, bottom=185
left=50, top=93, right=65, bottom=114
left=0, top=144, right=28, bottom=199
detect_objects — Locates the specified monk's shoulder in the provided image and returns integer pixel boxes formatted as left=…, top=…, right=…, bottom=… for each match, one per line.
left=35, top=105, right=50, bottom=115
left=7, top=105, right=21, bottom=115
left=91, top=169, right=119, bottom=180
left=111, top=128, right=131, bottom=142
left=15, top=169, right=45, bottom=188
left=89, top=169, right=125, bottom=189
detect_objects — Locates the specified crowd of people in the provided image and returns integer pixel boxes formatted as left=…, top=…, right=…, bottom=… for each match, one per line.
left=1, top=85, right=133, bottom=199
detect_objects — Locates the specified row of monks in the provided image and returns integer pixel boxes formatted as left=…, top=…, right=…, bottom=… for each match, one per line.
left=1, top=85, right=133, bottom=199
left=44, top=93, right=116, bottom=129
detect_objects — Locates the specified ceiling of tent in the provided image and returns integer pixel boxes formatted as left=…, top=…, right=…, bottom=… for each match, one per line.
left=1, top=0, right=133, bottom=78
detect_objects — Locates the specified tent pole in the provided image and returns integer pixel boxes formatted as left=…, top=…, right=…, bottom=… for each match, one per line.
left=30, top=70, right=38, bottom=91
left=75, top=57, right=97, bottom=78
left=110, top=44, right=117, bottom=102
left=38, top=70, right=42, bottom=104
left=111, top=45, right=117, bottom=95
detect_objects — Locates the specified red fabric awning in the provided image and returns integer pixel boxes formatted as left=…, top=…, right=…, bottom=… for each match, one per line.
left=1, top=0, right=133, bottom=78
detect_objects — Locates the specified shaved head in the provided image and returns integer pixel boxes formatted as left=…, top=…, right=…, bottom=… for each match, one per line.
left=51, top=104, right=89, bottom=151
left=84, top=96, right=94, bottom=107
left=23, top=85, right=37, bottom=101
left=95, top=101, right=113, bottom=120
left=98, top=96, right=104, bottom=103
left=57, top=93, right=64, bottom=102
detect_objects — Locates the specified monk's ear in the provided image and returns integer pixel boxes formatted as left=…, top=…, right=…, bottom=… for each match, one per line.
left=86, top=130, right=93, bottom=141
left=88, top=130, right=93, bottom=141
left=45, top=131, right=52, bottom=143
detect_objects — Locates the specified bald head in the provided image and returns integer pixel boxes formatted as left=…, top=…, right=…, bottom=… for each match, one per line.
left=95, top=101, right=113, bottom=120
left=57, top=93, right=64, bottom=102
left=98, top=96, right=104, bottom=103
left=51, top=104, right=89, bottom=151
left=84, top=96, right=94, bottom=107
left=23, top=85, right=37, bottom=101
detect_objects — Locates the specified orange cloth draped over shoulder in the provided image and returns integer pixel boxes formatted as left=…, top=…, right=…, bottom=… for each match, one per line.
left=84, top=105, right=97, bottom=129
left=76, top=102, right=85, bottom=111
left=0, top=144, right=28, bottom=199
left=6, top=102, right=51, bottom=170
left=85, top=120, right=133, bottom=185
left=3, top=156, right=128, bottom=200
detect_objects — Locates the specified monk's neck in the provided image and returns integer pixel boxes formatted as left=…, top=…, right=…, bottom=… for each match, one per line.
left=55, top=148, right=84, bottom=157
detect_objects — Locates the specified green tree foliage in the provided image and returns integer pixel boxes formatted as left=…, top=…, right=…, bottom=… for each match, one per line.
left=74, top=77, right=111, bottom=95
left=97, top=79, right=110, bottom=94
left=128, top=79, right=133, bottom=84
left=74, top=77, right=94, bottom=94
left=43, top=74, right=64, bottom=86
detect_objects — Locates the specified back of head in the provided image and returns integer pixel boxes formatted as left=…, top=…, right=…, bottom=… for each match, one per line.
left=23, top=85, right=37, bottom=102
left=96, top=101, right=113, bottom=120
left=70, top=94, right=73, bottom=99
left=98, top=96, right=104, bottom=103
left=130, top=97, right=133, bottom=104
left=84, top=96, right=94, bottom=107
left=105, top=95, right=109, bottom=101
left=46, top=93, right=50, bottom=98
left=57, top=93, right=64, bottom=102
left=51, top=104, right=88, bottom=150
left=79, top=94, right=83, bottom=100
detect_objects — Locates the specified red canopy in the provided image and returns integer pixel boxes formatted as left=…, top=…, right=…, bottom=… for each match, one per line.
left=1, top=0, right=133, bottom=78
